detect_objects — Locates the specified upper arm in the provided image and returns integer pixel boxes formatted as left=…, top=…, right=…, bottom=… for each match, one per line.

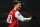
left=15, top=11, right=24, bottom=21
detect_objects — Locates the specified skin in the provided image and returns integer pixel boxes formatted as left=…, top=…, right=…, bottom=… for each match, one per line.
left=13, top=3, right=21, bottom=10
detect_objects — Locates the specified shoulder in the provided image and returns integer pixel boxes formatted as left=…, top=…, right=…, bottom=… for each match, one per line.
left=15, top=11, right=19, bottom=13
left=15, top=11, right=21, bottom=16
left=9, top=10, right=13, bottom=14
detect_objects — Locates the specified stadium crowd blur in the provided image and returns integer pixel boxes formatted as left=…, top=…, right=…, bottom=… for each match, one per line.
left=0, top=0, right=40, bottom=27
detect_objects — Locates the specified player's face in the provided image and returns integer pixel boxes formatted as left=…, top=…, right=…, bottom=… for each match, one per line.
left=16, top=3, right=21, bottom=10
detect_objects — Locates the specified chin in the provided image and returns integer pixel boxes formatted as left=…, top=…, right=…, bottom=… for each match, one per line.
left=18, top=9, right=20, bottom=10
left=17, top=8, right=20, bottom=10
left=17, top=9, right=20, bottom=10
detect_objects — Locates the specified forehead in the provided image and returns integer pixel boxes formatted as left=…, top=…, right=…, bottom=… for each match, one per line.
left=17, top=3, right=21, bottom=5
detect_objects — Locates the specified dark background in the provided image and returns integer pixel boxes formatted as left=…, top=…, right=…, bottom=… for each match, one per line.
left=0, top=0, right=40, bottom=27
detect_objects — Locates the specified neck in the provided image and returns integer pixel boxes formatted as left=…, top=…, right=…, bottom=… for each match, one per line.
left=13, top=7, right=17, bottom=10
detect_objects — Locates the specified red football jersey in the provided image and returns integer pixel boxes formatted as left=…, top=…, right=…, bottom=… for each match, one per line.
left=8, top=9, right=19, bottom=27
left=7, top=9, right=31, bottom=27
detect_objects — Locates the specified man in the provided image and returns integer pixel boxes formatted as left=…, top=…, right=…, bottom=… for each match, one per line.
left=7, top=1, right=32, bottom=27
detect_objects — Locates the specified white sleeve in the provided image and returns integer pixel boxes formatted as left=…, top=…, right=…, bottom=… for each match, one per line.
left=15, top=11, right=31, bottom=22
left=7, top=15, right=12, bottom=23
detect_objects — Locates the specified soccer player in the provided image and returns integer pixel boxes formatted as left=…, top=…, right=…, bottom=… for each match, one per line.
left=7, top=1, right=32, bottom=27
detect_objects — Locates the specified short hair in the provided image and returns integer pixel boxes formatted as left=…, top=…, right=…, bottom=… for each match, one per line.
left=13, top=1, right=21, bottom=7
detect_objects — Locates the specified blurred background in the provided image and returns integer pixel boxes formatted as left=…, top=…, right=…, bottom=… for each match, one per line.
left=0, top=0, right=40, bottom=27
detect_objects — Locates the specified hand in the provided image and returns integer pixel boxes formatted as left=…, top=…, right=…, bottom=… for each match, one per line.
left=31, top=15, right=37, bottom=20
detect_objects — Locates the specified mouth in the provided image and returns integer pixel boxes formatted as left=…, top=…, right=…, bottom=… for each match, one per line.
left=18, top=7, right=21, bottom=8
